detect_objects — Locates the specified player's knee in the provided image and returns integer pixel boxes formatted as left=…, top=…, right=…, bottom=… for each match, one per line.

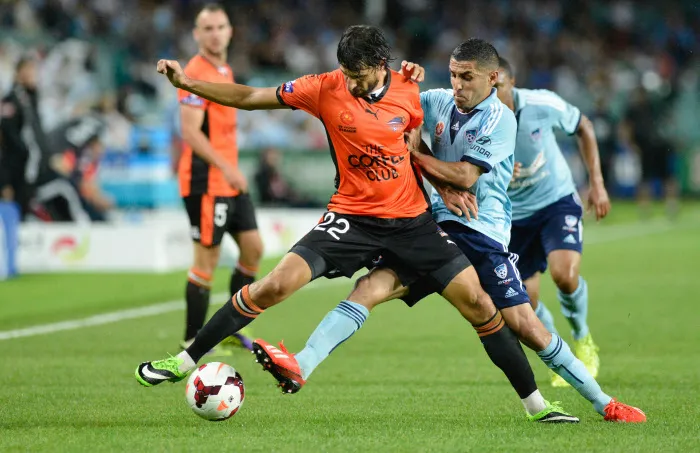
left=453, top=286, right=489, bottom=319
left=255, top=275, right=293, bottom=307
left=240, top=235, right=264, bottom=265
left=550, top=264, right=578, bottom=294
left=194, top=246, right=219, bottom=275
left=502, top=305, right=551, bottom=351
left=348, top=275, right=390, bottom=310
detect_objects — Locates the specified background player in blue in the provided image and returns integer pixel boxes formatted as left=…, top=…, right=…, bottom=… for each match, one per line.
left=496, top=57, right=611, bottom=387
left=255, top=39, right=645, bottom=424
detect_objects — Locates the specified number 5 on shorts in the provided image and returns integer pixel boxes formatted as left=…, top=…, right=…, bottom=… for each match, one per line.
left=314, top=212, right=350, bottom=240
left=214, top=202, right=228, bottom=227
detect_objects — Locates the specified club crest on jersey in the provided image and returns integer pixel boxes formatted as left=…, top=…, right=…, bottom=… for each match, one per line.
left=494, top=263, right=508, bottom=279
left=283, top=81, right=294, bottom=93
left=435, top=121, right=445, bottom=136
left=465, top=129, right=478, bottom=144
left=531, top=128, right=541, bottom=141
left=387, top=116, right=406, bottom=132
left=339, top=110, right=355, bottom=125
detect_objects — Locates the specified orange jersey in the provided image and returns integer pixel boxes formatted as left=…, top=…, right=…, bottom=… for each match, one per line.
left=276, top=69, right=427, bottom=218
left=178, top=55, right=238, bottom=197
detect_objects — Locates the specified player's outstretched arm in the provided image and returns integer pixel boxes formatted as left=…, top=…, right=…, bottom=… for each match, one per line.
left=575, top=114, right=611, bottom=220
left=157, top=59, right=287, bottom=110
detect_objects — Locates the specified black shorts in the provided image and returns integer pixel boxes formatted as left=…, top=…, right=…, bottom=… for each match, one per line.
left=183, top=193, right=258, bottom=247
left=291, top=211, right=470, bottom=300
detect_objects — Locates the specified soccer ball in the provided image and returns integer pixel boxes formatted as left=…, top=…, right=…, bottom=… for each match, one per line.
left=185, top=362, right=245, bottom=421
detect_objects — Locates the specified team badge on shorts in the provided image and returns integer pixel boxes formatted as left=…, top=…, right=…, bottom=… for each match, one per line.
left=494, top=263, right=508, bottom=279
left=563, top=215, right=579, bottom=233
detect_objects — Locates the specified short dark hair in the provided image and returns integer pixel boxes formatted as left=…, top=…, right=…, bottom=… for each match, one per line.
left=451, top=38, right=499, bottom=71
left=199, top=3, right=226, bottom=14
left=196, top=3, right=227, bottom=23
left=498, top=57, right=515, bottom=78
left=337, top=25, right=394, bottom=73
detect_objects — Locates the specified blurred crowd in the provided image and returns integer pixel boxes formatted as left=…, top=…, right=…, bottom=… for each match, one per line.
left=0, top=0, right=698, bottom=216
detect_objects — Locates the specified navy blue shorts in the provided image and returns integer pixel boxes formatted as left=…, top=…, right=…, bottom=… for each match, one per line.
left=509, top=193, right=583, bottom=281
left=401, top=221, right=530, bottom=310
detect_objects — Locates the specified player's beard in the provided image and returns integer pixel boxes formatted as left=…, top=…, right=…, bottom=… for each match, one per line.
left=352, top=77, right=381, bottom=98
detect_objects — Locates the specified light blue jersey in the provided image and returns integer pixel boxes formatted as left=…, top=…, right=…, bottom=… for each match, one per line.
left=507, top=88, right=582, bottom=221
left=421, top=88, right=517, bottom=246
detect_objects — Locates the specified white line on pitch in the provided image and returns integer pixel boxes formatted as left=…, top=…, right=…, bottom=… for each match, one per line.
left=1, top=215, right=698, bottom=342
left=0, top=276, right=350, bottom=341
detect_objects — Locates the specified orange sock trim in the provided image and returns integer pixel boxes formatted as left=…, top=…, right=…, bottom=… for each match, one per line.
left=475, top=311, right=505, bottom=337
left=241, top=285, right=264, bottom=313
left=236, top=262, right=259, bottom=277
left=188, top=268, right=212, bottom=289
left=232, top=285, right=264, bottom=318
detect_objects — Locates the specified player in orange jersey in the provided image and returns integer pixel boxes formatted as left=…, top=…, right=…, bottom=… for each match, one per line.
left=177, top=4, right=261, bottom=353
left=137, top=25, right=573, bottom=422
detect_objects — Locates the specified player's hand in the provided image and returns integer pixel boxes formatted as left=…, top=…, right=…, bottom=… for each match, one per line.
left=511, top=161, right=523, bottom=182
left=157, top=59, right=189, bottom=89
left=587, top=182, right=611, bottom=221
left=438, top=185, right=478, bottom=221
left=221, top=164, right=248, bottom=193
left=400, top=61, right=425, bottom=83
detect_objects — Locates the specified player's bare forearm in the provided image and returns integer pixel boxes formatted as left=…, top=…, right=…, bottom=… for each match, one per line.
left=411, top=151, right=481, bottom=190
left=404, top=128, right=431, bottom=155
left=182, top=126, right=226, bottom=168
left=183, top=79, right=284, bottom=110
left=576, top=115, right=604, bottom=186
left=421, top=168, right=479, bottom=220
left=576, top=114, right=611, bottom=219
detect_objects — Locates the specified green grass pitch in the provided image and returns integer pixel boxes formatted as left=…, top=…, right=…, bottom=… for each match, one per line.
left=1, top=203, right=699, bottom=452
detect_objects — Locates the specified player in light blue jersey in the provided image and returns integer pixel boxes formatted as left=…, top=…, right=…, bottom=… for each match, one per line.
left=254, top=39, right=645, bottom=424
left=496, top=58, right=611, bottom=387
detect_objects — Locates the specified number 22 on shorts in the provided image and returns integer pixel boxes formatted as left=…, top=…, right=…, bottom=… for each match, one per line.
left=314, top=212, right=350, bottom=240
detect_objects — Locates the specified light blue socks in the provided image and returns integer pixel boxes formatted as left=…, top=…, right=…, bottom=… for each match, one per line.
left=295, top=300, right=369, bottom=380
left=557, top=276, right=589, bottom=340
left=534, top=301, right=559, bottom=335
left=537, top=333, right=611, bottom=415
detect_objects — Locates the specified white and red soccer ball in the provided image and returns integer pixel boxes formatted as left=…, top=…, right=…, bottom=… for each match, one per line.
left=185, top=362, right=245, bottom=421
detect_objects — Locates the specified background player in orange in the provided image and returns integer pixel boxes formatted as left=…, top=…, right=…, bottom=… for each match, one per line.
left=177, top=4, right=262, bottom=352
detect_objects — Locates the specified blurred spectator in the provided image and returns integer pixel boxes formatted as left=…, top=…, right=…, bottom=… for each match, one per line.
left=34, top=114, right=113, bottom=222
left=622, top=87, right=679, bottom=218
left=0, top=0, right=697, bottom=201
left=0, top=54, right=51, bottom=219
left=94, top=93, right=132, bottom=153
left=588, top=97, right=619, bottom=187
left=255, top=147, right=322, bottom=208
